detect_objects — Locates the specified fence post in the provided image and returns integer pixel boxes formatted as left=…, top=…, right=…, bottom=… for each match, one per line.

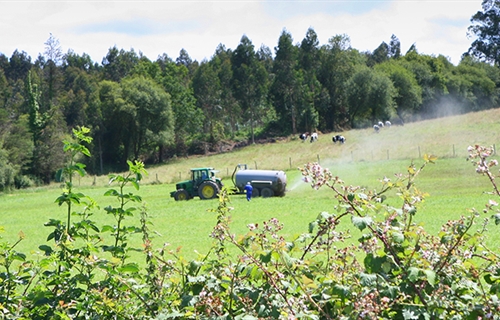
left=289, top=157, right=292, bottom=169
left=317, top=154, right=320, bottom=164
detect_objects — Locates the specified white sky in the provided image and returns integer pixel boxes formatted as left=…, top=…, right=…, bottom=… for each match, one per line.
left=0, top=0, right=483, bottom=65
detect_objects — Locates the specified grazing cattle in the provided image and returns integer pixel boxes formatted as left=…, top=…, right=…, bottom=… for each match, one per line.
left=378, top=121, right=385, bottom=128
left=310, top=132, right=318, bottom=142
left=332, top=135, right=346, bottom=144
left=299, top=133, right=309, bottom=142
left=385, top=120, right=391, bottom=127
left=373, top=124, right=380, bottom=133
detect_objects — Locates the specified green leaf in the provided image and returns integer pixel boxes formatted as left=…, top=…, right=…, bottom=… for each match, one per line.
left=352, top=216, right=372, bottom=231
left=104, top=189, right=119, bottom=197
left=38, top=245, right=53, bottom=255
left=117, top=263, right=139, bottom=273
left=260, top=251, right=272, bottom=263
left=359, top=273, right=377, bottom=287
left=392, top=232, right=405, bottom=244
left=407, top=267, right=419, bottom=282
left=423, top=269, right=436, bottom=286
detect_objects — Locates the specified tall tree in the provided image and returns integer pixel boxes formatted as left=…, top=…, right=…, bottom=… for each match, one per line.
left=192, top=61, right=223, bottom=145
left=318, top=34, right=363, bottom=130
left=212, top=44, right=240, bottom=138
left=270, top=30, right=301, bottom=134
left=231, top=35, right=268, bottom=143
left=298, top=28, right=321, bottom=133
left=389, top=34, right=401, bottom=59
left=43, top=33, right=64, bottom=105
left=156, top=54, right=203, bottom=157
left=467, top=0, right=500, bottom=65
left=102, top=47, right=139, bottom=82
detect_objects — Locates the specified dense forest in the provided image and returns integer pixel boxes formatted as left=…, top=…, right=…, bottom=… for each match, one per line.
left=1, top=1, right=500, bottom=189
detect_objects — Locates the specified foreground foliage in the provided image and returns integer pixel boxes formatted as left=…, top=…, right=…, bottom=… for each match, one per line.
left=1, top=128, right=500, bottom=319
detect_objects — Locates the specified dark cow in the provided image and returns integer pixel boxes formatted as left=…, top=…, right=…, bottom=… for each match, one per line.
left=373, top=124, right=380, bottom=133
left=332, top=135, right=346, bottom=144
left=299, top=133, right=309, bottom=142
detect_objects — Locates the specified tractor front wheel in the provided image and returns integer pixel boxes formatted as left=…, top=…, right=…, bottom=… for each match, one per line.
left=199, top=181, right=219, bottom=199
left=174, top=189, right=190, bottom=201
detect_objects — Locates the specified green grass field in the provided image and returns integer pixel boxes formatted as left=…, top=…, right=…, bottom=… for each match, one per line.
left=2, top=109, right=500, bottom=260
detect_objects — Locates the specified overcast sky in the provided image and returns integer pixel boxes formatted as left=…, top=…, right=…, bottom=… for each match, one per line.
left=1, top=0, right=483, bottom=66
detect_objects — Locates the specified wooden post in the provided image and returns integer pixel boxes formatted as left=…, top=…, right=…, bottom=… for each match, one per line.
left=289, top=157, right=292, bottom=169
left=317, top=154, right=320, bottom=164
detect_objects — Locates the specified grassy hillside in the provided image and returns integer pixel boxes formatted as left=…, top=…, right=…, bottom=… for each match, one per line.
left=2, top=109, right=500, bottom=260
left=70, top=108, right=500, bottom=187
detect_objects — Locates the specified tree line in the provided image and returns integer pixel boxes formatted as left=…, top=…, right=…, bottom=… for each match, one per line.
left=1, top=2, right=500, bottom=189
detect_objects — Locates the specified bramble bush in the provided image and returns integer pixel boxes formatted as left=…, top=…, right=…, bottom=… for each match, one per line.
left=1, top=128, right=499, bottom=319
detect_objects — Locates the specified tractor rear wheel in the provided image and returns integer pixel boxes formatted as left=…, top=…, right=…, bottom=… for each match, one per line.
left=174, top=189, right=190, bottom=201
left=199, top=181, right=219, bottom=199
left=261, top=187, right=274, bottom=198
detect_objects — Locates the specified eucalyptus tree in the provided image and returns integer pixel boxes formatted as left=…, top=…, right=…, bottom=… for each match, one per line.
left=43, top=33, right=64, bottom=105
left=176, top=48, right=199, bottom=77
left=467, top=0, right=500, bottom=65
left=156, top=54, right=203, bottom=157
left=102, top=47, right=140, bottom=82
left=192, top=61, right=224, bottom=145
left=211, top=44, right=240, bottom=138
left=231, top=35, right=268, bottom=143
left=6, top=50, right=32, bottom=82
left=270, top=30, right=302, bottom=134
left=389, top=34, right=402, bottom=59
left=297, top=27, right=321, bottom=133
left=318, top=34, right=364, bottom=131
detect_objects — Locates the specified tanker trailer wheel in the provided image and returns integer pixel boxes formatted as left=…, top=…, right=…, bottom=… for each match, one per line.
left=261, top=187, right=274, bottom=198
left=252, top=188, right=260, bottom=197
left=199, top=181, right=219, bottom=199
left=174, top=189, right=190, bottom=201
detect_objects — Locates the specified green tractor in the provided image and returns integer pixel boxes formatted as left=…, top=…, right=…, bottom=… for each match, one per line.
left=170, top=167, right=223, bottom=201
